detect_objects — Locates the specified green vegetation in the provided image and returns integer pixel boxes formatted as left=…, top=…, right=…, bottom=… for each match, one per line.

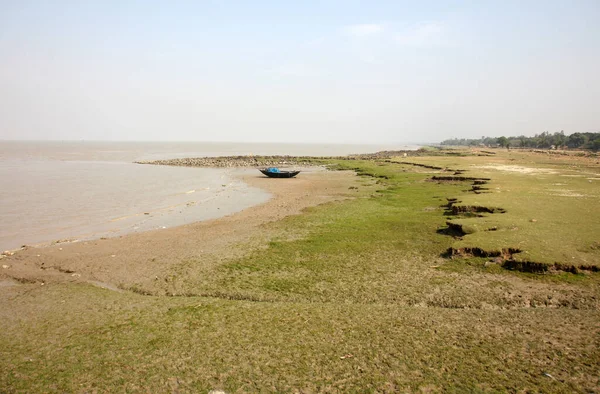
left=1, top=150, right=599, bottom=392
left=441, top=131, right=600, bottom=150
left=395, top=150, right=600, bottom=272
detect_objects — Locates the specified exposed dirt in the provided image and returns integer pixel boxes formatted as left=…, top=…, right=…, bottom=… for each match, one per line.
left=431, top=175, right=491, bottom=182
left=472, top=164, right=558, bottom=175
left=446, top=247, right=600, bottom=274
left=468, top=186, right=491, bottom=196
left=451, top=205, right=506, bottom=215
left=447, top=246, right=522, bottom=259
left=396, top=162, right=448, bottom=171
left=503, top=260, right=600, bottom=273
left=442, top=221, right=468, bottom=237
left=0, top=170, right=361, bottom=293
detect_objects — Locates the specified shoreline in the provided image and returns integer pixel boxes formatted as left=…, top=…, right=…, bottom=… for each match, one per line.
left=0, top=166, right=328, bottom=254
left=0, top=168, right=362, bottom=292
left=0, top=166, right=271, bottom=253
left=0, top=147, right=422, bottom=253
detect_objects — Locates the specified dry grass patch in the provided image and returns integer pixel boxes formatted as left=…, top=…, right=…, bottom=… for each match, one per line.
left=402, top=150, right=600, bottom=271
left=1, top=283, right=599, bottom=393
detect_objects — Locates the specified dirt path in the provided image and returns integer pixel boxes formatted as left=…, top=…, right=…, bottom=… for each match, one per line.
left=0, top=169, right=360, bottom=292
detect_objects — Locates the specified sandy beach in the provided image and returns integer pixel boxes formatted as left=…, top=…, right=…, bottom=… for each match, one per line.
left=0, top=168, right=361, bottom=293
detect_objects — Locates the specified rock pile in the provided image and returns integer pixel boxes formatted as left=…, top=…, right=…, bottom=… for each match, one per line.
left=136, top=155, right=337, bottom=168
left=136, top=151, right=424, bottom=168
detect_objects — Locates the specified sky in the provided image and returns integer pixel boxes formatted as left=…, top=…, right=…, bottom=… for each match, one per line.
left=0, top=0, right=599, bottom=144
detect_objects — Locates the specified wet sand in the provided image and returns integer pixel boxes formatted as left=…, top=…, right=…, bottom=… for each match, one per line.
left=0, top=169, right=360, bottom=293
left=0, top=163, right=272, bottom=252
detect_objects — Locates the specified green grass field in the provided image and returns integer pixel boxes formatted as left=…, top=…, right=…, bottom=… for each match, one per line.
left=1, top=150, right=599, bottom=393
left=392, top=149, right=600, bottom=271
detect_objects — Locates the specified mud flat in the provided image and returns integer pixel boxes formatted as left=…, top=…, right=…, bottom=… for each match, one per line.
left=0, top=168, right=361, bottom=293
left=0, top=162, right=273, bottom=252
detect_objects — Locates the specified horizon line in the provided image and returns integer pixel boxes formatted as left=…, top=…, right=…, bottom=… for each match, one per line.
left=0, top=139, right=430, bottom=146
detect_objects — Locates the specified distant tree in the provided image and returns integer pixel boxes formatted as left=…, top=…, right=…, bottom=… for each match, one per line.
left=508, top=137, right=520, bottom=148
left=482, top=136, right=496, bottom=146
left=567, top=133, right=587, bottom=148
left=554, top=130, right=566, bottom=148
left=496, top=136, right=509, bottom=148
left=538, top=131, right=552, bottom=148
left=439, top=131, right=597, bottom=150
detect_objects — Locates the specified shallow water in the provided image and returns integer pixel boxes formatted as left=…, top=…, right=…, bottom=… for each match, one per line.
left=0, top=141, right=416, bottom=251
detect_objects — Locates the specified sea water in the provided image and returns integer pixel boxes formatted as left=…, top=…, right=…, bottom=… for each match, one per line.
left=0, top=141, right=416, bottom=251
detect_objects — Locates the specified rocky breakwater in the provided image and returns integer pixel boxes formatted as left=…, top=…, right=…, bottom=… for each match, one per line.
left=135, top=155, right=342, bottom=168
left=135, top=150, right=427, bottom=168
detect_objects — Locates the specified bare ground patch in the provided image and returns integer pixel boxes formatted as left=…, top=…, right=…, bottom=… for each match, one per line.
left=472, top=164, right=558, bottom=175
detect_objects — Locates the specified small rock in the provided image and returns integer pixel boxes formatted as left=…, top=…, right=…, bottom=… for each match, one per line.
left=2, top=250, right=14, bottom=256
left=71, top=273, right=81, bottom=277
left=530, top=219, right=537, bottom=222
left=2, top=265, right=10, bottom=269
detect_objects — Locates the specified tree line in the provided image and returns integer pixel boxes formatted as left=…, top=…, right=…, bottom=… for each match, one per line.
left=440, top=131, right=600, bottom=151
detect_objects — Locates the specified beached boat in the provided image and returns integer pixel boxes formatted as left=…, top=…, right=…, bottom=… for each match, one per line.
left=259, top=168, right=300, bottom=178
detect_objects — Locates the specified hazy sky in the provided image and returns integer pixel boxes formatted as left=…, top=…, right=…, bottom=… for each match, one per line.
left=1, top=1, right=598, bottom=143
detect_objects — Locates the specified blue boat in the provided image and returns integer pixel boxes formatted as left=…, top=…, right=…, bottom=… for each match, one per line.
left=259, top=167, right=300, bottom=178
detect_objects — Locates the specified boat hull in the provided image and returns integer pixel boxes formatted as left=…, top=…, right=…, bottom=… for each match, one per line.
left=259, top=169, right=300, bottom=178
